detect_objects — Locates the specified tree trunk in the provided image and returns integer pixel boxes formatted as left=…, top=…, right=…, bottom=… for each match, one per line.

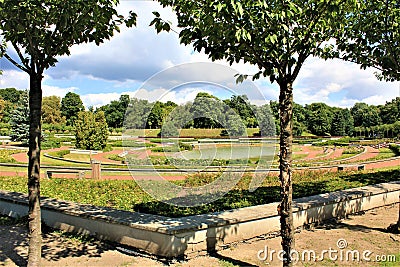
left=278, top=81, right=294, bottom=267
left=27, top=73, right=43, bottom=267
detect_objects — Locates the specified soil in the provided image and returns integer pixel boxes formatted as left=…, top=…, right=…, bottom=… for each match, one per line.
left=1, top=205, right=399, bottom=267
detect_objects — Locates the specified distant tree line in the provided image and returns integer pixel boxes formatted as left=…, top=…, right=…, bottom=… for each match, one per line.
left=0, top=87, right=399, bottom=139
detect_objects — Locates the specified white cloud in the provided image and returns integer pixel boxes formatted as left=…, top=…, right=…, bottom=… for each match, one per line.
left=81, top=92, right=123, bottom=109
left=0, top=70, right=29, bottom=89
left=42, top=85, right=78, bottom=98
left=134, top=87, right=214, bottom=105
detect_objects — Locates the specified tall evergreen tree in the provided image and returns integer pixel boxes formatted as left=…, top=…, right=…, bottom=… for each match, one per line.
left=10, top=90, right=30, bottom=144
left=331, top=111, right=346, bottom=136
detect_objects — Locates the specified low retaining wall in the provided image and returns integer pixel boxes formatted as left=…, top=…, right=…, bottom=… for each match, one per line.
left=0, top=182, right=399, bottom=258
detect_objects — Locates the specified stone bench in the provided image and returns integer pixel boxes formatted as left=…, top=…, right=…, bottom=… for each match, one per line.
left=46, top=169, right=85, bottom=179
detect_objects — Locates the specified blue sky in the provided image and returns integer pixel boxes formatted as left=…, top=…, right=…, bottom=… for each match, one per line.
left=0, top=1, right=399, bottom=109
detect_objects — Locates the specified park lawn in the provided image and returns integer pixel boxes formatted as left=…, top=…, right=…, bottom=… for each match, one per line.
left=63, top=153, right=91, bottom=162
left=0, top=166, right=398, bottom=217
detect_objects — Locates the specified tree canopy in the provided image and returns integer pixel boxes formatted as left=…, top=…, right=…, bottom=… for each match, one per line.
left=0, top=1, right=136, bottom=265
left=152, top=1, right=360, bottom=265
left=337, top=0, right=400, bottom=81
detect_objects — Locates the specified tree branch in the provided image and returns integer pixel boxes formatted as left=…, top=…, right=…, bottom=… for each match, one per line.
left=3, top=53, right=31, bottom=74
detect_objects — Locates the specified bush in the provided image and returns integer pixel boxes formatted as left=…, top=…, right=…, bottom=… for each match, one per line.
left=41, top=139, right=61, bottom=150
left=389, top=144, right=400, bottom=156
left=0, top=149, right=23, bottom=163
left=106, top=154, right=125, bottom=162
left=47, top=150, right=70, bottom=158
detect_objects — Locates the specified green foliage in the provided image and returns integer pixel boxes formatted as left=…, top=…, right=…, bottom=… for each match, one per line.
left=351, top=102, right=382, bottom=128
left=97, top=95, right=130, bottom=128
left=47, top=150, right=70, bottom=158
left=0, top=168, right=399, bottom=217
left=256, top=104, right=276, bottom=136
left=61, top=92, right=84, bottom=126
left=106, top=154, right=124, bottom=162
left=10, top=91, right=29, bottom=144
left=74, top=111, right=109, bottom=150
left=159, top=120, right=179, bottom=137
left=389, top=144, right=400, bottom=156
left=0, top=149, right=24, bottom=163
left=337, top=1, right=400, bottom=81
left=0, top=0, right=137, bottom=76
left=42, top=95, right=65, bottom=125
left=331, top=111, right=346, bottom=136
left=0, top=88, right=22, bottom=104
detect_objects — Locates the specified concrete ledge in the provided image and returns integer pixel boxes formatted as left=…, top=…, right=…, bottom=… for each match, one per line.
left=0, top=181, right=399, bottom=258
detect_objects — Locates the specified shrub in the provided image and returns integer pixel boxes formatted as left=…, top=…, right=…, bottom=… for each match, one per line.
left=47, top=150, right=70, bottom=158
left=389, top=144, right=400, bottom=156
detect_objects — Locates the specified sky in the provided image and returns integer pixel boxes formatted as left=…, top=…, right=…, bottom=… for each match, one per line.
left=0, top=1, right=399, bottom=109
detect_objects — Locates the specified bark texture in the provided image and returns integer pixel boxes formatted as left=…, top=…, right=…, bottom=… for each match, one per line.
left=27, top=73, right=42, bottom=267
left=278, top=81, right=294, bottom=267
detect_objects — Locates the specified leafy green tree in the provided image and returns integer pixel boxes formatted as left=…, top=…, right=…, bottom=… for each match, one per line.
left=61, top=92, right=85, bottom=126
left=147, top=101, right=165, bottom=129
left=337, top=1, right=400, bottom=231
left=152, top=2, right=359, bottom=263
left=331, top=111, right=346, bottom=136
left=97, top=94, right=130, bottom=129
left=351, top=102, right=381, bottom=128
left=341, top=108, right=354, bottom=136
left=0, top=1, right=136, bottom=264
left=256, top=104, right=276, bottom=136
left=42, top=96, right=65, bottom=125
left=224, top=95, right=257, bottom=127
left=74, top=111, right=109, bottom=150
left=337, top=0, right=400, bottom=81
left=379, top=97, right=400, bottom=125
left=160, top=120, right=179, bottom=137
left=190, top=92, right=224, bottom=129
left=306, top=103, right=333, bottom=136
left=0, top=96, right=6, bottom=122
left=0, top=87, right=23, bottom=104
left=223, top=112, right=247, bottom=136
left=10, top=90, right=29, bottom=144
left=124, top=98, right=152, bottom=130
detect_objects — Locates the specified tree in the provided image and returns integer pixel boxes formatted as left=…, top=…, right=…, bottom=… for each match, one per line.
left=42, top=96, right=65, bottom=125
left=224, top=95, right=258, bottom=127
left=190, top=92, right=224, bottom=129
left=160, top=120, right=179, bottom=137
left=61, top=92, right=85, bottom=126
left=10, top=90, right=29, bottom=144
left=75, top=110, right=109, bottom=150
left=0, top=1, right=136, bottom=265
left=97, top=94, right=130, bottom=129
left=305, top=103, right=334, bottom=136
left=0, top=96, right=6, bottom=122
left=379, top=97, right=400, bottom=125
left=331, top=111, right=346, bottom=136
left=341, top=108, right=354, bottom=136
left=256, top=104, right=276, bottom=136
left=337, top=1, right=400, bottom=81
left=337, top=0, right=400, bottom=232
left=351, top=102, right=381, bottom=128
left=152, top=1, right=359, bottom=265
left=0, top=87, right=23, bottom=104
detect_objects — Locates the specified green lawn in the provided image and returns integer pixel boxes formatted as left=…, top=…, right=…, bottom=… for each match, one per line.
left=0, top=166, right=398, bottom=217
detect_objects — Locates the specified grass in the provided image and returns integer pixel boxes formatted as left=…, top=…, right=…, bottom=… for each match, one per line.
left=63, top=153, right=91, bottom=162
left=379, top=253, right=400, bottom=266
left=0, top=166, right=398, bottom=218
left=0, top=149, right=25, bottom=163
